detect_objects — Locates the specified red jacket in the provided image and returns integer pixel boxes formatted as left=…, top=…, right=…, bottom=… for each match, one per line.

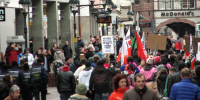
left=6, top=48, right=22, bottom=66
left=109, top=87, right=129, bottom=100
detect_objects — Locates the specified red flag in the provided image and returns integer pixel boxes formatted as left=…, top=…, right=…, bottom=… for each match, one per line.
left=191, top=58, right=196, bottom=70
left=136, top=32, right=148, bottom=61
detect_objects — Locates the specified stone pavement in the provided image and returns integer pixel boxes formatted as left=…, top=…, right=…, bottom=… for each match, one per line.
left=46, top=87, right=60, bottom=100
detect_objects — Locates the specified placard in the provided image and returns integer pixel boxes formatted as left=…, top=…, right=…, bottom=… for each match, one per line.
left=101, top=36, right=114, bottom=54
left=0, top=7, right=5, bottom=21
left=184, top=36, right=200, bottom=53
left=146, top=34, right=167, bottom=50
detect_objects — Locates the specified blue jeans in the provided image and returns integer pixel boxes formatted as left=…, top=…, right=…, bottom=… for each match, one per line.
left=95, top=93, right=109, bottom=100
left=60, top=92, right=74, bottom=100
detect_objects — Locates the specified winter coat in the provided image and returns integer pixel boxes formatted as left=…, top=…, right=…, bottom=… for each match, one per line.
left=109, top=87, right=129, bottom=100
left=0, top=82, right=11, bottom=100
left=169, top=79, right=200, bottom=100
left=56, top=71, right=76, bottom=92
left=6, top=47, right=22, bottom=66
left=157, top=74, right=168, bottom=95
left=85, top=51, right=94, bottom=60
left=62, top=45, right=72, bottom=57
left=22, top=53, right=34, bottom=68
left=54, top=49, right=65, bottom=63
left=122, top=86, right=160, bottom=100
left=140, top=65, right=157, bottom=82
left=95, top=51, right=105, bottom=59
left=68, top=94, right=89, bottom=100
left=78, top=69, right=93, bottom=90
left=167, top=72, right=182, bottom=97
left=89, top=65, right=110, bottom=93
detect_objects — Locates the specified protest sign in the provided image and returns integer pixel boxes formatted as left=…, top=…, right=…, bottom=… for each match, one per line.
left=101, top=36, right=114, bottom=54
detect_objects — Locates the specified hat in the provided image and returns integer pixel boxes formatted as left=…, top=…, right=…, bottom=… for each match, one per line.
left=77, top=36, right=81, bottom=38
left=75, top=83, right=87, bottom=95
left=88, top=57, right=94, bottom=63
left=154, top=56, right=161, bottom=64
left=62, top=64, right=70, bottom=72
left=146, top=58, right=154, bottom=65
left=156, top=64, right=165, bottom=72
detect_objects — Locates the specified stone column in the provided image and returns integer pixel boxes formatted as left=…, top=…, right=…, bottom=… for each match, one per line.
left=60, top=3, right=72, bottom=48
left=15, top=9, right=24, bottom=36
left=32, top=0, right=44, bottom=53
left=47, top=1, right=59, bottom=49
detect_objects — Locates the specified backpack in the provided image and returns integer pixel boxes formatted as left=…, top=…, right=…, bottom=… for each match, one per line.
left=125, top=62, right=137, bottom=86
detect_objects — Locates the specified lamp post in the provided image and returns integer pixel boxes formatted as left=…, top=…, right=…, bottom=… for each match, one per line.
left=19, top=0, right=31, bottom=58
left=111, top=4, right=117, bottom=59
left=69, top=0, right=79, bottom=41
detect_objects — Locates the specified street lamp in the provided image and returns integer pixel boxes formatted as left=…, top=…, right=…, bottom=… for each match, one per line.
left=112, top=4, right=118, bottom=59
left=19, top=0, right=31, bottom=58
left=69, top=0, right=79, bottom=41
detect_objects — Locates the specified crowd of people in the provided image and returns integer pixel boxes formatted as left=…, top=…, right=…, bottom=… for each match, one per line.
left=0, top=34, right=200, bottom=100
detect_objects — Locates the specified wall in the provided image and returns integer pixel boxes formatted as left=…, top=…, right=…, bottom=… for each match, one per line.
left=0, top=8, right=16, bottom=54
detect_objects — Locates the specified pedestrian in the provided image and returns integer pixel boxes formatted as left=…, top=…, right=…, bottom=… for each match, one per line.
left=140, top=58, right=157, bottom=83
left=0, top=64, right=9, bottom=83
left=169, top=67, right=176, bottom=76
left=87, top=41, right=95, bottom=52
left=169, top=54, right=176, bottom=67
left=0, top=74, right=13, bottom=100
left=74, top=48, right=85, bottom=62
left=94, top=39, right=101, bottom=53
left=78, top=60, right=94, bottom=100
left=109, top=74, right=129, bottom=100
left=93, top=55, right=100, bottom=68
left=167, top=62, right=185, bottom=97
left=120, top=56, right=139, bottom=74
left=5, top=43, right=22, bottom=66
left=192, top=65, right=200, bottom=87
left=169, top=68, right=200, bottom=100
left=56, top=64, right=76, bottom=100
left=152, top=64, right=165, bottom=81
left=43, top=49, right=54, bottom=73
left=156, top=68, right=168, bottom=95
left=94, top=50, right=106, bottom=59
left=88, top=57, right=95, bottom=67
left=51, top=43, right=57, bottom=57
left=22, top=63, right=34, bottom=100
left=68, top=83, right=89, bottom=100
left=62, top=41, right=72, bottom=57
left=8, top=61, right=25, bottom=97
left=85, top=47, right=94, bottom=60
left=4, top=85, right=20, bottom=100
left=146, top=82, right=159, bottom=95
left=34, top=49, right=44, bottom=63
left=32, top=58, right=48, bottom=100
left=22, top=49, right=34, bottom=69
left=89, top=59, right=110, bottom=100
left=137, top=59, right=146, bottom=70
left=74, top=58, right=87, bottom=79
left=122, top=74, right=160, bottom=100
left=76, top=36, right=84, bottom=54
left=54, top=47, right=65, bottom=63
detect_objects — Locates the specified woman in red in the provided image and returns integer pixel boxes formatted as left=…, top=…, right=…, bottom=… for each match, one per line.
left=109, top=74, right=129, bottom=100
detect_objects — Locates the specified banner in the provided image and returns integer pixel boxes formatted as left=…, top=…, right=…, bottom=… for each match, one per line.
left=136, top=31, right=148, bottom=61
left=101, top=36, right=114, bottom=54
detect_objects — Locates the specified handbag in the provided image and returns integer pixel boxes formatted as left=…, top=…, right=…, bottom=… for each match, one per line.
left=161, top=76, right=169, bottom=100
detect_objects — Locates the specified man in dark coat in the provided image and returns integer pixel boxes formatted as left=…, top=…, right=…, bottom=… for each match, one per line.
left=62, top=41, right=72, bottom=57
left=85, top=47, right=94, bottom=60
left=76, top=36, right=84, bottom=54
left=43, top=50, right=54, bottom=72
left=192, top=65, right=200, bottom=87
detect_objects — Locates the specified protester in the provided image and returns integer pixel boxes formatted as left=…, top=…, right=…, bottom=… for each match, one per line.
left=146, top=82, right=158, bottom=94
left=140, top=58, right=157, bottom=83
left=102, top=57, right=109, bottom=69
left=95, top=50, right=106, bottom=59
left=56, top=64, right=76, bottom=100
left=74, top=48, right=85, bottom=62
left=85, top=47, right=94, bottom=59
left=4, top=85, right=20, bottom=100
left=192, top=65, right=200, bottom=87
left=156, top=68, right=168, bottom=95
left=22, top=63, right=34, bottom=100
left=34, top=49, right=44, bottom=63
left=76, top=36, right=85, bottom=54
left=51, top=43, right=57, bottom=57
left=122, top=74, right=159, bottom=100
left=167, top=62, right=186, bottom=96
left=74, top=58, right=87, bottom=79
left=32, top=58, right=48, bottom=100
left=89, top=59, right=110, bottom=100
left=22, top=49, right=34, bottom=69
left=62, top=41, right=72, bottom=57
left=87, top=41, right=95, bottom=51
left=169, top=68, right=200, bottom=100
left=137, top=59, right=146, bottom=70
left=43, top=49, right=54, bottom=72
left=169, top=67, right=176, bottom=76
left=78, top=60, right=94, bottom=99
left=93, top=55, right=101, bottom=68
left=88, top=57, right=95, bottom=67
left=153, top=56, right=161, bottom=66
left=54, top=47, right=65, bottom=63
left=0, top=74, right=13, bottom=100
left=152, top=64, right=165, bottom=81
left=109, top=74, right=129, bottom=100
left=5, top=43, right=22, bottom=66
left=120, top=56, right=139, bottom=74
left=68, top=83, right=89, bottom=100
left=169, top=54, right=176, bottom=67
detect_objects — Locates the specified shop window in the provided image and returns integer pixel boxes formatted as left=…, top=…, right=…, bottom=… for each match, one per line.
left=166, top=0, right=172, bottom=9
left=135, top=0, right=139, bottom=4
left=159, top=0, right=165, bottom=10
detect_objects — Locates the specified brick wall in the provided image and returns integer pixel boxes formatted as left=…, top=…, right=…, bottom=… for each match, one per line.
left=132, top=0, right=154, bottom=34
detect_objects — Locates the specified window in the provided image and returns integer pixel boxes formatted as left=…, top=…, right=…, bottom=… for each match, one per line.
left=159, top=0, right=165, bottom=10
left=174, top=0, right=181, bottom=9
left=166, top=0, right=172, bottom=9
left=182, top=0, right=188, bottom=8
left=189, top=0, right=195, bottom=8
left=182, top=0, right=195, bottom=9
left=135, top=0, right=139, bottom=4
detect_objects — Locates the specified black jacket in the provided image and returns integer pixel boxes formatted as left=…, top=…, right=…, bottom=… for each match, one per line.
left=56, top=71, right=76, bottom=93
left=167, top=72, right=182, bottom=96
left=8, top=66, right=26, bottom=90
left=157, top=74, right=168, bottom=95
left=62, top=45, right=72, bottom=57
left=31, top=63, right=48, bottom=88
left=44, top=54, right=54, bottom=72
left=0, top=82, right=11, bottom=100
left=23, top=70, right=35, bottom=90
left=85, top=51, right=94, bottom=60
left=192, top=75, right=200, bottom=87
left=89, top=65, right=110, bottom=93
